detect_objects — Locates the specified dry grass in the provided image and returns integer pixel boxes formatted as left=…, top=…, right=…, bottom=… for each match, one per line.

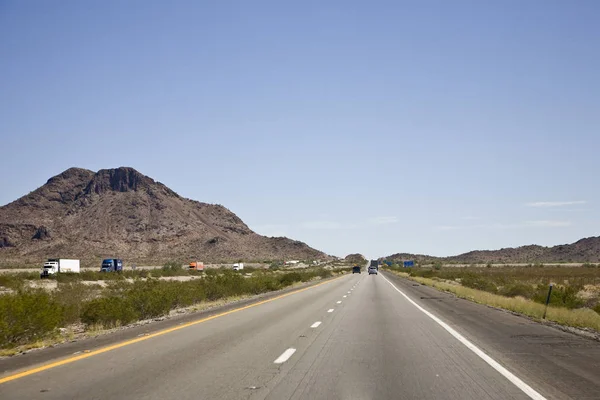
left=388, top=270, right=600, bottom=332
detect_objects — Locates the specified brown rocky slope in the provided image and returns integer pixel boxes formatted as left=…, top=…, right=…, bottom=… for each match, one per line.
left=0, top=167, right=326, bottom=264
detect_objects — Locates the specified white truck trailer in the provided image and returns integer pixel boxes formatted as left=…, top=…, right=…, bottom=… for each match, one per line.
left=41, top=259, right=80, bottom=278
left=233, top=263, right=244, bottom=271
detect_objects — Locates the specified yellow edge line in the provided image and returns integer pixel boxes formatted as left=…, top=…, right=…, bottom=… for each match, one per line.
left=0, top=275, right=345, bottom=384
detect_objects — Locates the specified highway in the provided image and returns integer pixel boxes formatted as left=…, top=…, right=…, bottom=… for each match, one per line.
left=1, top=270, right=600, bottom=399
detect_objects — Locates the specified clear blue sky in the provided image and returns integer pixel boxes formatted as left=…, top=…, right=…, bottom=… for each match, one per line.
left=1, top=1, right=598, bottom=258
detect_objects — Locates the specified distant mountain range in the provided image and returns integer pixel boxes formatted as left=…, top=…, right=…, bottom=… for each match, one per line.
left=0, top=167, right=326, bottom=265
left=382, top=236, right=600, bottom=264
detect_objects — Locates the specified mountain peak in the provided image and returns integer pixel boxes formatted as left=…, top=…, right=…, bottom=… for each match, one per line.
left=0, top=167, right=326, bottom=263
left=86, top=167, right=155, bottom=194
left=46, top=167, right=95, bottom=185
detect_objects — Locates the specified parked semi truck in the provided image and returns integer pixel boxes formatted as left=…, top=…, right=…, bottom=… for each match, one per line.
left=189, top=261, right=204, bottom=271
left=233, top=263, right=244, bottom=271
left=41, top=259, right=80, bottom=278
left=101, top=258, right=123, bottom=272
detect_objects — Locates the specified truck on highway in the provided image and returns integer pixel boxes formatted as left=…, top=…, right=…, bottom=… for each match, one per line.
left=41, top=259, right=80, bottom=278
left=369, top=260, right=379, bottom=270
left=233, top=263, right=244, bottom=271
left=189, top=261, right=204, bottom=271
left=101, top=258, right=123, bottom=272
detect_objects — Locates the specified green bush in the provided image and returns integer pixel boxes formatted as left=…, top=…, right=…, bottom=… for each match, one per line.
left=0, top=275, right=26, bottom=290
left=460, top=275, right=498, bottom=293
left=533, top=285, right=584, bottom=309
left=81, top=297, right=138, bottom=326
left=54, top=282, right=98, bottom=325
left=498, top=283, right=535, bottom=299
left=0, top=290, right=64, bottom=347
left=279, top=272, right=303, bottom=286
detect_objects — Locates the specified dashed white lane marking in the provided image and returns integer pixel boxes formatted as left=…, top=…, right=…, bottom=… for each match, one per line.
left=311, top=321, right=322, bottom=328
left=379, top=273, right=547, bottom=400
left=336, top=301, right=342, bottom=304
left=343, top=295, right=347, bottom=298
left=274, top=348, right=297, bottom=364
left=327, top=309, right=334, bottom=313
left=347, top=291, right=351, bottom=293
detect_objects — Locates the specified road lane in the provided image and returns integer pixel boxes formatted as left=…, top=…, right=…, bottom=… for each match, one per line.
left=382, top=270, right=600, bottom=400
left=258, top=272, right=531, bottom=400
left=1, top=269, right=599, bottom=399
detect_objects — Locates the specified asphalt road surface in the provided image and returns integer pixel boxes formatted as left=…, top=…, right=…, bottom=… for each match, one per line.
left=1, top=271, right=600, bottom=400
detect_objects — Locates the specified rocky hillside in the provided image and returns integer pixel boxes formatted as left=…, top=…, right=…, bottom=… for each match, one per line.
left=344, top=253, right=367, bottom=265
left=383, top=237, right=600, bottom=264
left=0, top=167, right=326, bottom=264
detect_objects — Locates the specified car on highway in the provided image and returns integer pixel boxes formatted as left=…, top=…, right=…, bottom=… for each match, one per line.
left=368, top=267, right=378, bottom=275
left=352, top=266, right=361, bottom=274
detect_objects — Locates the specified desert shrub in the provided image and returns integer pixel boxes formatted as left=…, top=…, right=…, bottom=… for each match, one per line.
left=279, top=272, right=303, bottom=286
left=460, top=275, right=498, bottom=293
left=410, top=269, right=435, bottom=279
left=54, top=282, right=96, bottom=325
left=126, top=280, right=177, bottom=319
left=0, top=290, right=64, bottom=348
left=0, top=275, right=26, bottom=290
left=533, top=285, right=584, bottom=309
left=81, top=296, right=138, bottom=326
left=498, top=283, right=535, bottom=299
left=203, top=271, right=246, bottom=300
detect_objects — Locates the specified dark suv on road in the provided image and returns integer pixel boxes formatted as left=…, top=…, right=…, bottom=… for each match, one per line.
left=352, top=266, right=361, bottom=274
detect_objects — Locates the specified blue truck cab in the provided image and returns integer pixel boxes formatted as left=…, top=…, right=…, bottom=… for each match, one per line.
left=101, top=258, right=123, bottom=272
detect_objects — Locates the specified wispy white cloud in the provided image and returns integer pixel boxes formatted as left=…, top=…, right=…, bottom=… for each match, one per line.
left=525, top=201, right=587, bottom=207
left=462, top=216, right=480, bottom=221
left=368, top=216, right=398, bottom=225
left=300, top=221, right=358, bottom=230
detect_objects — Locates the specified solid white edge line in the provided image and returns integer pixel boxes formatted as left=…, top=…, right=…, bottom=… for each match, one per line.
left=311, top=321, right=322, bottom=328
left=274, top=348, right=297, bottom=364
left=379, top=273, right=547, bottom=400
left=327, top=308, right=334, bottom=313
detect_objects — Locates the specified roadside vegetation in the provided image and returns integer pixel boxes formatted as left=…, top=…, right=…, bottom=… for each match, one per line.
left=0, top=267, right=341, bottom=353
left=384, top=264, right=600, bottom=332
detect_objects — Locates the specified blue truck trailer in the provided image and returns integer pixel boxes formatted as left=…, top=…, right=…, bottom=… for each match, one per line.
left=101, top=258, right=123, bottom=272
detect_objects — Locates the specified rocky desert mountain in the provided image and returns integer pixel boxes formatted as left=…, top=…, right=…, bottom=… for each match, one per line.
left=0, top=167, right=326, bottom=265
left=383, top=236, right=600, bottom=264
